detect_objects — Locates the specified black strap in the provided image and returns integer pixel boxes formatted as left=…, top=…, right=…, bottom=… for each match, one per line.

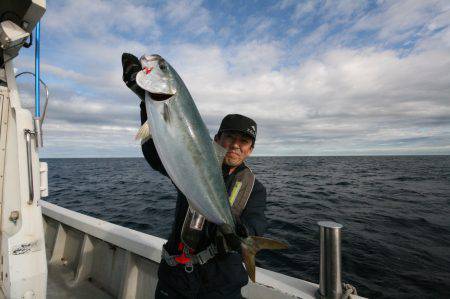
left=230, top=164, right=255, bottom=217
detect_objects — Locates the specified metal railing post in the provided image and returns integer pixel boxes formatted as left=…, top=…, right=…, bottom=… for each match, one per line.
left=24, top=129, right=35, bottom=204
left=318, top=221, right=343, bottom=299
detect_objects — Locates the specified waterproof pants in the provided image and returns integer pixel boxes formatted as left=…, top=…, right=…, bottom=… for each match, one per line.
left=155, top=253, right=248, bottom=299
left=155, top=279, right=244, bottom=299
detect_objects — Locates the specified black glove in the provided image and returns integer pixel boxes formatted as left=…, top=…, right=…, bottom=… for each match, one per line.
left=121, top=53, right=145, bottom=101
left=215, top=218, right=248, bottom=257
left=216, top=232, right=241, bottom=258
left=235, top=216, right=249, bottom=238
left=223, top=232, right=241, bottom=251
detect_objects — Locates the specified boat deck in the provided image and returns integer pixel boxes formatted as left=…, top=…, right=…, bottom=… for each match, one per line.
left=47, top=264, right=111, bottom=298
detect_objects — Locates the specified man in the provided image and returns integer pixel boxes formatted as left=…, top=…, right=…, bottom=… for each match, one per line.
left=122, top=53, right=267, bottom=299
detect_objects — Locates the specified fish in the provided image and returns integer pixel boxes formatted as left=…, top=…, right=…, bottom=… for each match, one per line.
left=135, top=54, right=287, bottom=282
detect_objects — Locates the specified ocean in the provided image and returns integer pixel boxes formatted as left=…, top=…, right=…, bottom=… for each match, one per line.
left=43, top=156, right=450, bottom=299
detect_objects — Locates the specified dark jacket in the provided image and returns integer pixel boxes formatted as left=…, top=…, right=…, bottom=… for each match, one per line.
left=140, top=102, right=268, bottom=295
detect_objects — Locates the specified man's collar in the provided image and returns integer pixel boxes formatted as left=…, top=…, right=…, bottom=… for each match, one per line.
left=222, top=162, right=247, bottom=176
left=235, top=162, right=247, bottom=172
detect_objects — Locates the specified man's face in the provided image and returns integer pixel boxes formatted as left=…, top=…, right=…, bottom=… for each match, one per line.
left=216, top=131, right=254, bottom=167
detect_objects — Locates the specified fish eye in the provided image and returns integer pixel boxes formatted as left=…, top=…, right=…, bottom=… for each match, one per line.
left=159, top=61, right=167, bottom=70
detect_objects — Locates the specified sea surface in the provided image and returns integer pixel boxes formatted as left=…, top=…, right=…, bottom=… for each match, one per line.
left=43, top=156, right=450, bottom=299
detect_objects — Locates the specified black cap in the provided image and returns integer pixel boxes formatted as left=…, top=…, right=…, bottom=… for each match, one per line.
left=218, top=114, right=257, bottom=140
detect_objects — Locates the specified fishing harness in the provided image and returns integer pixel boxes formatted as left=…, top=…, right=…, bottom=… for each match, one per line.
left=161, top=164, right=255, bottom=273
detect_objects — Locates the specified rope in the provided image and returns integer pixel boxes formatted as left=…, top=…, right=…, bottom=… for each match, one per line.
left=342, top=283, right=358, bottom=299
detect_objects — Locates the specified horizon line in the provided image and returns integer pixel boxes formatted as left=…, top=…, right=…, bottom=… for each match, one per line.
left=40, top=154, right=450, bottom=159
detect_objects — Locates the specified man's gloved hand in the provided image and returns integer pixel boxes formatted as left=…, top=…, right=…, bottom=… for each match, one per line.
left=223, top=232, right=241, bottom=251
left=216, top=232, right=241, bottom=259
left=215, top=217, right=249, bottom=257
left=122, top=53, right=145, bottom=101
left=235, top=215, right=249, bottom=238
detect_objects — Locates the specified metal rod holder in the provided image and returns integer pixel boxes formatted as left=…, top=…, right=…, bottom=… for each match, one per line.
left=318, top=221, right=343, bottom=299
left=33, top=117, right=43, bottom=147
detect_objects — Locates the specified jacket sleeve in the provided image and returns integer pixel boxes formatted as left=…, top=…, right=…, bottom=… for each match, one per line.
left=140, top=101, right=168, bottom=177
left=123, top=53, right=167, bottom=177
left=239, top=179, right=268, bottom=236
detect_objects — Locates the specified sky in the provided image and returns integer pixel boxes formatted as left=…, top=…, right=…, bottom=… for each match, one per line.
left=14, top=0, right=450, bottom=157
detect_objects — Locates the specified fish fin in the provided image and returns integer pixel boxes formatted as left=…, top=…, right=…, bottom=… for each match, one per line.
left=241, top=244, right=256, bottom=282
left=251, top=236, right=289, bottom=250
left=212, top=141, right=227, bottom=165
left=163, top=102, right=170, bottom=122
left=135, top=121, right=151, bottom=143
left=241, top=236, right=288, bottom=282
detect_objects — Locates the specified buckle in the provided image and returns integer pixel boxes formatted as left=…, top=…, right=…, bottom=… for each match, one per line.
left=197, top=254, right=204, bottom=265
left=184, top=262, right=194, bottom=273
left=209, top=244, right=218, bottom=255
left=196, top=245, right=217, bottom=265
left=175, top=253, right=191, bottom=265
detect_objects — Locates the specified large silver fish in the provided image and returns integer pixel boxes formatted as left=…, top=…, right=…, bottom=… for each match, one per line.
left=135, top=54, right=287, bottom=281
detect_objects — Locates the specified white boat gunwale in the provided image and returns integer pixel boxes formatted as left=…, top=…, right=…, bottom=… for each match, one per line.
left=40, top=200, right=365, bottom=299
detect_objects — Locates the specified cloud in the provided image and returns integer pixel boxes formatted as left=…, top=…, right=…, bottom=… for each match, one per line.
left=351, top=0, right=450, bottom=45
left=242, top=17, right=273, bottom=40
left=13, top=0, right=450, bottom=157
left=281, top=0, right=368, bottom=24
left=162, top=0, right=212, bottom=35
left=291, top=1, right=316, bottom=21
left=45, top=0, right=160, bottom=39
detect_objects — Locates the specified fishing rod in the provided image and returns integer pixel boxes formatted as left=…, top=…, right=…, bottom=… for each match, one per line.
left=34, top=21, right=43, bottom=147
left=16, top=21, right=48, bottom=148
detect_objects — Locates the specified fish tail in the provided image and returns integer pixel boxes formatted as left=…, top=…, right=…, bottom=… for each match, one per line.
left=135, top=121, right=151, bottom=143
left=241, top=236, right=288, bottom=282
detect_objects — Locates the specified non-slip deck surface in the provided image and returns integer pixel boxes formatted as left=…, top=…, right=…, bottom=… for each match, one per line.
left=47, top=264, right=112, bottom=299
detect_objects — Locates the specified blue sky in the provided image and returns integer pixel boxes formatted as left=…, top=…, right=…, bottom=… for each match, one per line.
left=14, top=0, right=450, bottom=157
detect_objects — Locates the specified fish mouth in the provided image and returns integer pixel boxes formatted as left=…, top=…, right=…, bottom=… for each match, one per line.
left=148, top=92, right=174, bottom=101
left=135, top=67, right=176, bottom=101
